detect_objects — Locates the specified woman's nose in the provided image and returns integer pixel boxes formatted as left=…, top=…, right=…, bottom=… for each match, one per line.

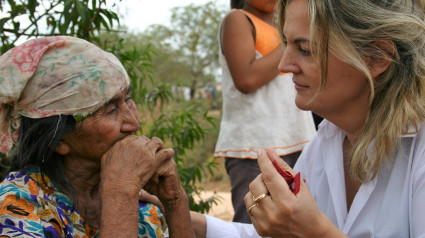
left=278, top=48, right=300, bottom=74
left=121, top=101, right=140, bottom=132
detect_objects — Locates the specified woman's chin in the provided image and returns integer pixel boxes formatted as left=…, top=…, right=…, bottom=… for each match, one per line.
left=295, top=96, right=313, bottom=111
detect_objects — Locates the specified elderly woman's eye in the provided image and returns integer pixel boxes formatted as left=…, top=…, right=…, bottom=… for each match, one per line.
left=107, top=106, right=117, bottom=115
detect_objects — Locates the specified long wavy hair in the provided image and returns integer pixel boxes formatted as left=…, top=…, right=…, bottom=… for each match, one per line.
left=276, top=0, right=425, bottom=182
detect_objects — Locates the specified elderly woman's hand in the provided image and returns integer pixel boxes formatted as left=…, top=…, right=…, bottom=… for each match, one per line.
left=100, top=135, right=174, bottom=195
left=244, top=148, right=343, bottom=238
left=144, top=156, right=186, bottom=209
left=144, top=149, right=196, bottom=238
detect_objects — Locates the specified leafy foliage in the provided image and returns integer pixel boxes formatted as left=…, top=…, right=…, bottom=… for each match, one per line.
left=0, top=0, right=120, bottom=54
left=147, top=107, right=218, bottom=211
left=0, top=0, right=225, bottom=213
left=138, top=2, right=226, bottom=99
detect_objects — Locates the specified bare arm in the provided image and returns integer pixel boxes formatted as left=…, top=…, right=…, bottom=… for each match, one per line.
left=190, top=211, right=207, bottom=238
left=100, top=185, right=139, bottom=237
left=163, top=191, right=194, bottom=238
left=221, top=11, right=283, bottom=94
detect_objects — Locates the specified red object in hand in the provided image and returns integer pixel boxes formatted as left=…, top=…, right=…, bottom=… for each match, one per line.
left=272, top=160, right=301, bottom=195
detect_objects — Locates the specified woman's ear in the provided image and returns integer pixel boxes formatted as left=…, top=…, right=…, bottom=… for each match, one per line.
left=55, top=141, right=70, bottom=155
left=367, top=39, right=396, bottom=78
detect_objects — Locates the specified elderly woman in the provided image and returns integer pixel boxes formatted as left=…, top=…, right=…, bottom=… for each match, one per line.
left=0, top=36, right=194, bottom=237
left=191, top=0, right=425, bottom=237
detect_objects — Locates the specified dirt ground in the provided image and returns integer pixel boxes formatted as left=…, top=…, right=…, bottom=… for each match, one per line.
left=198, top=177, right=234, bottom=221
left=197, top=157, right=234, bottom=221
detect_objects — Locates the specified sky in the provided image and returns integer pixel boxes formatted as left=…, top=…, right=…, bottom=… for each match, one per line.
left=0, top=0, right=230, bottom=45
left=120, top=0, right=229, bottom=33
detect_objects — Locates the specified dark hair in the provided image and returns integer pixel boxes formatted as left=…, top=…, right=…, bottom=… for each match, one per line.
left=9, top=115, right=77, bottom=199
left=231, top=0, right=244, bottom=9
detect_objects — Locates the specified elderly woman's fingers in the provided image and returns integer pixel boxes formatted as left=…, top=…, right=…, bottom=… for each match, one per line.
left=155, top=148, right=175, bottom=165
left=101, top=135, right=174, bottom=194
left=155, top=156, right=177, bottom=175
left=147, top=158, right=186, bottom=207
left=102, top=135, right=177, bottom=201
left=139, top=189, right=165, bottom=214
left=146, top=136, right=164, bottom=151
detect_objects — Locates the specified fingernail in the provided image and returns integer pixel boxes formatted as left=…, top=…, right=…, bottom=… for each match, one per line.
left=257, top=149, right=262, bottom=157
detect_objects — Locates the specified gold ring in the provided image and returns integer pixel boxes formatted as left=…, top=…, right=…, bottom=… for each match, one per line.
left=253, top=193, right=269, bottom=204
left=247, top=203, right=257, bottom=216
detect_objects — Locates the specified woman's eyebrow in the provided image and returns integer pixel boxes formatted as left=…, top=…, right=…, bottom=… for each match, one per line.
left=105, top=86, right=133, bottom=106
left=294, top=38, right=309, bottom=43
left=105, top=96, right=120, bottom=106
left=281, top=33, right=309, bottom=44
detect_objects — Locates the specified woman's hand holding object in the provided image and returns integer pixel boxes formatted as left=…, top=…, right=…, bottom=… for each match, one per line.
left=245, top=148, right=338, bottom=238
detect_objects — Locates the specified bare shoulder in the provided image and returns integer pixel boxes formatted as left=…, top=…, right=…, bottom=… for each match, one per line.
left=220, top=10, right=256, bottom=59
left=222, top=10, right=252, bottom=31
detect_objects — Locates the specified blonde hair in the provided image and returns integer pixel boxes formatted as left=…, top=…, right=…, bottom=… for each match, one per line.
left=277, top=0, right=425, bottom=182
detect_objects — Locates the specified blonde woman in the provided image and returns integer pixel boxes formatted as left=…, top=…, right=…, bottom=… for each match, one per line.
left=191, top=0, right=425, bottom=237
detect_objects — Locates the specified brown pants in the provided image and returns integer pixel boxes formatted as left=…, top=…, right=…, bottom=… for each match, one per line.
left=225, top=151, right=301, bottom=223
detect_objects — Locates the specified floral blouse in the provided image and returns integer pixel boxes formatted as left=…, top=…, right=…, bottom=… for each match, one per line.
left=0, top=168, right=169, bottom=237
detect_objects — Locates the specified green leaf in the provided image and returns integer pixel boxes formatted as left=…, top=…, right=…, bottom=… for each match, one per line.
left=0, top=17, right=9, bottom=32
left=98, top=15, right=109, bottom=31
left=76, top=1, right=89, bottom=26
left=27, top=0, right=39, bottom=14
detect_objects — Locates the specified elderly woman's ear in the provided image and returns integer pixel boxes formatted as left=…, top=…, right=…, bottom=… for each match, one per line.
left=55, top=141, right=70, bottom=155
left=366, top=39, right=396, bottom=78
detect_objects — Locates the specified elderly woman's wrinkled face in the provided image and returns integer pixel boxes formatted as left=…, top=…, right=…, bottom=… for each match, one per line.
left=59, top=87, right=140, bottom=161
left=278, top=0, right=370, bottom=119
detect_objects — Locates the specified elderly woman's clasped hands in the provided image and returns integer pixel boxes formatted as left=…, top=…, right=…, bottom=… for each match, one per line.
left=101, top=135, right=175, bottom=196
left=100, top=134, right=190, bottom=236
left=103, top=135, right=188, bottom=210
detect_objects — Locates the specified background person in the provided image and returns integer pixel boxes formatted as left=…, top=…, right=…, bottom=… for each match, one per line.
left=214, top=0, right=316, bottom=223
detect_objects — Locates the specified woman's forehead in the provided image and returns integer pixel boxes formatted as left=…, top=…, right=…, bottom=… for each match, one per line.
left=283, top=0, right=310, bottom=40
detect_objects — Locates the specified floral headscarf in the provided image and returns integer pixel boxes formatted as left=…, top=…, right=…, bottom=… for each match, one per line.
left=0, top=36, right=130, bottom=155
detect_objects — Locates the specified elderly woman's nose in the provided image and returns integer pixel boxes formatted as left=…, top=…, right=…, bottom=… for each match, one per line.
left=278, top=48, right=300, bottom=74
left=121, top=103, right=140, bottom=132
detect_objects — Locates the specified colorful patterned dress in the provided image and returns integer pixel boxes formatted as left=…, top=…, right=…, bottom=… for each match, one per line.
left=0, top=168, right=169, bottom=237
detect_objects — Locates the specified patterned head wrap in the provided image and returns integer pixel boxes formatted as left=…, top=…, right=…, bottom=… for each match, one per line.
left=0, top=36, right=130, bottom=155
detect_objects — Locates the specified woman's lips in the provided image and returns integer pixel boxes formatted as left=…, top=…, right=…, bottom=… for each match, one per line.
left=293, top=81, right=309, bottom=90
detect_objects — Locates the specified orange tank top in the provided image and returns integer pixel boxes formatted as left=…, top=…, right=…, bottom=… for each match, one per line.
left=238, top=9, right=281, bottom=56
